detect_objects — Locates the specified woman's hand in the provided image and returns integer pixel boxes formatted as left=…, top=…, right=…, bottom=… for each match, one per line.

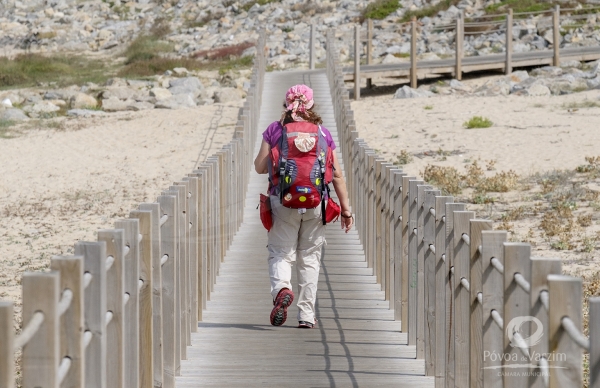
left=340, top=211, right=353, bottom=233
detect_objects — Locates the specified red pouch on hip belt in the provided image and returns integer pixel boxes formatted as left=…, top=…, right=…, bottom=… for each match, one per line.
left=259, top=193, right=273, bottom=231
left=325, top=197, right=341, bottom=223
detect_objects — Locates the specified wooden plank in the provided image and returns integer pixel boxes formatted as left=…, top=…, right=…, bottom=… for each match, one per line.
left=375, top=160, right=384, bottom=286
left=444, top=203, right=465, bottom=388
left=506, top=9, right=513, bottom=74
left=75, top=241, right=107, bottom=388
left=401, top=176, right=416, bottom=332
left=22, top=271, right=60, bottom=388
left=171, top=183, right=190, bottom=356
left=158, top=194, right=178, bottom=388
left=416, top=184, right=432, bottom=360
left=115, top=219, right=140, bottom=388
left=0, top=301, right=14, bottom=388
left=455, top=12, right=463, bottom=80
left=528, top=257, right=561, bottom=387
left=469, top=219, right=493, bottom=388
left=481, top=231, right=507, bottom=388
left=393, top=171, right=407, bottom=321
left=138, top=203, right=164, bottom=388
left=50, top=255, right=84, bottom=388
left=98, top=229, right=125, bottom=388
left=433, top=196, right=452, bottom=388
left=503, top=242, right=531, bottom=388
left=423, top=189, right=440, bottom=376
left=354, top=24, right=360, bottom=99
left=130, top=210, right=155, bottom=388
left=411, top=18, right=417, bottom=87
left=183, top=176, right=200, bottom=331
left=453, top=211, right=475, bottom=388
left=591, top=297, right=600, bottom=388
left=548, top=275, right=583, bottom=388
left=408, top=179, right=424, bottom=345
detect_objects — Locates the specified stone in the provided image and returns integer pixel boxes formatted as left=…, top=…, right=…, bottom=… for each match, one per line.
left=102, top=87, right=137, bottom=100
left=69, top=93, right=98, bottom=109
left=155, top=93, right=196, bottom=109
left=67, top=109, right=106, bottom=118
left=22, top=101, right=61, bottom=115
left=213, top=87, right=243, bottom=104
left=525, top=84, right=551, bottom=96
left=381, top=54, right=403, bottom=64
left=449, top=79, right=470, bottom=92
left=393, top=86, right=434, bottom=99
left=101, top=97, right=130, bottom=112
left=1, top=98, right=12, bottom=107
left=150, top=87, right=172, bottom=100
left=0, top=108, right=29, bottom=121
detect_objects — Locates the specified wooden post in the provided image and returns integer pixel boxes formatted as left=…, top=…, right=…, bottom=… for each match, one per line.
left=590, top=297, right=600, bottom=388
left=455, top=12, right=463, bottom=81
left=393, top=171, right=406, bottom=322
left=408, top=179, right=424, bottom=344
left=384, top=165, right=396, bottom=302
left=75, top=241, right=107, bottom=388
left=158, top=194, right=177, bottom=388
left=444, top=202, right=466, bottom=387
left=423, top=189, right=440, bottom=376
left=503, top=243, right=532, bottom=388
left=547, top=275, right=583, bottom=387
left=367, top=18, right=373, bottom=89
left=416, top=184, right=432, bottom=360
left=375, top=160, right=384, bottom=286
left=506, top=9, right=513, bottom=75
left=453, top=211, right=476, bottom=388
left=22, top=271, right=60, bottom=388
left=401, top=175, right=415, bottom=332
left=171, top=183, right=190, bottom=357
left=50, top=255, right=85, bottom=388
left=481, top=231, right=508, bottom=388
left=130, top=209, right=157, bottom=388
left=530, top=258, right=561, bottom=388
left=97, top=229, right=125, bottom=388
left=411, top=17, right=418, bottom=88
left=138, top=203, right=164, bottom=388
left=433, top=196, right=452, bottom=388
left=183, top=176, right=199, bottom=331
left=115, top=219, right=140, bottom=388
left=553, top=5, right=560, bottom=67
left=310, top=23, right=316, bottom=70
left=354, top=24, right=360, bottom=99
left=0, top=301, right=14, bottom=388
left=469, top=220, right=493, bottom=388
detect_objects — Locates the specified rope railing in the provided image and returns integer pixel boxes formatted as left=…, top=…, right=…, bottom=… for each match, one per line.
left=0, top=27, right=268, bottom=388
left=326, top=26, right=600, bottom=388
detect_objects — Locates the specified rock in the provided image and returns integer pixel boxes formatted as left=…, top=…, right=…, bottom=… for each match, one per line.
left=449, top=79, right=470, bottom=92
left=213, top=87, right=243, bottom=104
left=0, top=108, right=29, bottom=121
left=101, top=97, right=130, bottom=112
left=155, top=94, right=196, bottom=109
left=1, top=98, right=12, bottom=107
left=524, top=83, right=551, bottom=96
left=128, top=101, right=154, bottom=111
left=393, top=86, right=433, bottom=99
left=149, top=87, right=172, bottom=100
left=67, top=109, right=106, bottom=118
left=531, top=66, right=563, bottom=77
left=561, top=60, right=581, bottom=68
left=507, top=71, right=530, bottom=84
left=69, top=93, right=97, bottom=109
left=474, top=79, right=511, bottom=96
left=102, top=87, right=137, bottom=100
left=381, top=54, right=403, bottom=64
left=172, top=67, right=189, bottom=75
left=22, top=101, right=61, bottom=116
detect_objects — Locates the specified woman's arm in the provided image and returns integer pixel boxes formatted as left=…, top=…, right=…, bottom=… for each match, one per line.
left=254, top=139, right=270, bottom=174
left=331, top=149, right=353, bottom=233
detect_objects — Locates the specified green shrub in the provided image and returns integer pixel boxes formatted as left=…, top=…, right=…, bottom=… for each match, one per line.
left=463, top=116, right=493, bottom=129
left=362, top=0, right=401, bottom=21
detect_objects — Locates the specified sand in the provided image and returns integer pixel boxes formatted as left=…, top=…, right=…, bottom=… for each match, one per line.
left=0, top=103, right=241, bottom=330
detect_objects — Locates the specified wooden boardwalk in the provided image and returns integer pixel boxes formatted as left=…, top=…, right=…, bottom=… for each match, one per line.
left=175, top=70, right=434, bottom=387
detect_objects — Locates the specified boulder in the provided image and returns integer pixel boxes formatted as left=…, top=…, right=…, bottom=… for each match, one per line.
left=0, top=108, right=29, bottom=121
left=22, top=101, right=61, bottom=117
left=67, top=109, right=107, bottom=118
left=101, top=97, right=130, bottom=112
left=524, top=83, right=551, bottom=96
left=102, top=87, right=137, bottom=100
left=213, top=87, right=244, bottom=104
left=150, top=87, right=172, bottom=100
left=69, top=93, right=98, bottom=109
left=393, top=86, right=434, bottom=99
left=155, top=94, right=196, bottom=109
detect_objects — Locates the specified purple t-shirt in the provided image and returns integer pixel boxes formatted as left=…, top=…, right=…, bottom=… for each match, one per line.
left=262, top=121, right=336, bottom=150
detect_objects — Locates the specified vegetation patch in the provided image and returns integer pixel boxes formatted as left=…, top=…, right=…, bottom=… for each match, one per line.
left=484, top=0, right=587, bottom=15
left=242, top=0, right=281, bottom=12
left=361, top=0, right=401, bottom=21
left=463, top=116, right=493, bottom=129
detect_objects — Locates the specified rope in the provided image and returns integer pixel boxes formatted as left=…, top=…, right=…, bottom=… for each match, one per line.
left=491, top=257, right=504, bottom=274
left=539, top=290, right=549, bottom=311
left=106, top=256, right=115, bottom=271
left=84, top=272, right=92, bottom=289
left=514, top=273, right=531, bottom=293
left=160, top=214, right=168, bottom=227
left=161, top=255, right=169, bottom=266
left=57, top=357, right=71, bottom=385
left=14, top=312, right=44, bottom=350
left=462, top=233, right=470, bottom=245
left=429, top=244, right=435, bottom=254
left=561, top=316, right=590, bottom=350
left=83, top=331, right=93, bottom=348
left=460, top=277, right=470, bottom=291
left=491, top=309, right=504, bottom=329
left=105, top=311, right=113, bottom=326
left=57, top=289, right=73, bottom=317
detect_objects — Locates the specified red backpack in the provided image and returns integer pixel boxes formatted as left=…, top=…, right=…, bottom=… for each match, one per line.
left=268, top=121, right=334, bottom=210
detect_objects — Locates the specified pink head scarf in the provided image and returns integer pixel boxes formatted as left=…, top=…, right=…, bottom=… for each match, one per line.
left=285, top=84, right=314, bottom=122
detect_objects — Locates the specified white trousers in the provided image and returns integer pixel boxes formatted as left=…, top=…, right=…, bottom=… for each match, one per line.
left=267, top=195, right=325, bottom=324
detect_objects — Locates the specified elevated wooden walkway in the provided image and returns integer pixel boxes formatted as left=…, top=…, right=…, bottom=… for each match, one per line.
left=175, top=70, right=433, bottom=387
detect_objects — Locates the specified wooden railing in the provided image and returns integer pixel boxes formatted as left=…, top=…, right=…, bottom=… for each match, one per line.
left=326, top=29, right=600, bottom=388
left=0, top=30, right=266, bottom=388
left=344, top=5, right=600, bottom=98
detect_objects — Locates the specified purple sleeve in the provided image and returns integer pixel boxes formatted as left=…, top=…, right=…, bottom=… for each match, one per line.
left=320, top=126, right=337, bottom=150
left=262, top=121, right=282, bottom=147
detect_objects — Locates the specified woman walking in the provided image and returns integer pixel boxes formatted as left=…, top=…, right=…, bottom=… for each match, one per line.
left=254, top=84, right=353, bottom=329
